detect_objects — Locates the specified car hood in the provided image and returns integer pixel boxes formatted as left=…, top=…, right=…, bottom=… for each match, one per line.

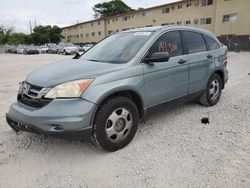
left=26, top=59, right=122, bottom=87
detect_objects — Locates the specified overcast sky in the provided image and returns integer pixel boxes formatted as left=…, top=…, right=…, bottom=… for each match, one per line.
left=0, top=0, right=179, bottom=33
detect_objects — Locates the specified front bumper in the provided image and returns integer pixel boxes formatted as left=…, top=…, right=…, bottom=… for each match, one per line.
left=66, top=50, right=79, bottom=54
left=6, top=98, right=96, bottom=140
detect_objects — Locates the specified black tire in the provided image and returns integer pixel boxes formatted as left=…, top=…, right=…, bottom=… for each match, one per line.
left=92, top=96, right=139, bottom=152
left=199, top=73, right=222, bottom=106
left=63, top=50, right=67, bottom=55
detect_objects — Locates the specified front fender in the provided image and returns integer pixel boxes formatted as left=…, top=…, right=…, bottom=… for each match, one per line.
left=82, top=74, right=145, bottom=106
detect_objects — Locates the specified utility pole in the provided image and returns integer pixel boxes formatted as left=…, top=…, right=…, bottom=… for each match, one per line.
left=29, top=21, right=33, bottom=34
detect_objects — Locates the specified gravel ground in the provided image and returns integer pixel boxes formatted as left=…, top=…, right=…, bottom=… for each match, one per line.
left=0, top=53, right=249, bottom=188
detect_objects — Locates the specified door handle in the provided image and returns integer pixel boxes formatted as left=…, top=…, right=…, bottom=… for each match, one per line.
left=178, top=59, right=187, bottom=64
left=207, top=54, right=213, bottom=58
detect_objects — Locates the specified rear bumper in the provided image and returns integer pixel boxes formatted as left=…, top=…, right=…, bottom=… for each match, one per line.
left=6, top=98, right=96, bottom=140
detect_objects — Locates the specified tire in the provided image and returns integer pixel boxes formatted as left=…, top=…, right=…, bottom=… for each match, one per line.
left=92, top=96, right=139, bottom=152
left=63, top=50, right=67, bottom=55
left=199, top=73, right=222, bottom=106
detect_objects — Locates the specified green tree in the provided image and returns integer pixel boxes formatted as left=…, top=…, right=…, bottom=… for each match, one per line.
left=93, top=0, right=133, bottom=18
left=30, top=25, right=63, bottom=45
left=48, top=25, right=64, bottom=43
left=0, top=25, right=63, bottom=45
left=0, top=26, right=12, bottom=44
left=7, top=33, right=30, bottom=45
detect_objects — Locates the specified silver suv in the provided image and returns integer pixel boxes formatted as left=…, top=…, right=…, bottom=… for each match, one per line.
left=6, top=26, right=228, bottom=151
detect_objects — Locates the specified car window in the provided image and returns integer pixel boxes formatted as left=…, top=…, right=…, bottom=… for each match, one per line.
left=183, top=31, right=207, bottom=54
left=148, top=31, right=183, bottom=57
left=204, top=35, right=220, bottom=50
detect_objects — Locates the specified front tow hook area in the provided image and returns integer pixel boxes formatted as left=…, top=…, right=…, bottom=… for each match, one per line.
left=6, top=116, right=34, bottom=132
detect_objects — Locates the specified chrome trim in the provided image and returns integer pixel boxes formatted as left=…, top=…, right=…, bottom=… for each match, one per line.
left=19, top=82, right=51, bottom=99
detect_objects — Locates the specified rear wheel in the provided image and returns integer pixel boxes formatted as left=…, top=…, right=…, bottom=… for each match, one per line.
left=199, top=73, right=222, bottom=106
left=92, top=96, right=139, bottom=152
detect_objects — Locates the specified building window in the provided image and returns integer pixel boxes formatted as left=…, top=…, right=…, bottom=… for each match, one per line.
left=161, top=23, right=169, bottom=26
left=145, top=12, right=154, bottom=17
left=202, top=0, right=213, bottom=6
left=98, top=31, right=101, bottom=36
left=146, top=25, right=153, bottom=27
left=177, top=21, right=182, bottom=25
left=80, top=25, right=83, bottom=29
left=185, top=20, right=191, bottom=25
left=170, top=22, right=175, bottom=25
left=177, top=4, right=182, bottom=9
left=200, top=17, right=212, bottom=24
left=85, top=33, right=89, bottom=37
left=98, top=21, right=100, bottom=25
left=91, top=23, right=94, bottom=27
left=92, top=32, right=95, bottom=36
left=122, top=16, right=128, bottom=21
left=162, top=7, right=170, bottom=14
left=223, top=13, right=238, bottom=22
left=186, top=3, right=192, bottom=7
left=80, top=34, right=83, bottom=38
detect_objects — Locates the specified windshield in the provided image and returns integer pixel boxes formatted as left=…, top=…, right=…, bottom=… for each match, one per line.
left=81, top=32, right=153, bottom=63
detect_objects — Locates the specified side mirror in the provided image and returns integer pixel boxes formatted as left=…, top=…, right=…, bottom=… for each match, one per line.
left=144, top=52, right=170, bottom=63
left=73, top=53, right=81, bottom=59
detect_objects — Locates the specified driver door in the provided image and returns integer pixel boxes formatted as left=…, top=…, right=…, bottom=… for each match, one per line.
left=143, top=31, right=190, bottom=107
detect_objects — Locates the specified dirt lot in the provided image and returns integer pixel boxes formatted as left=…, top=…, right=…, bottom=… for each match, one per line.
left=0, top=53, right=249, bottom=188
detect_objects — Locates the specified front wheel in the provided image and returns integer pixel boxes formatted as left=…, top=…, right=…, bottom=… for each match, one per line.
left=199, top=73, right=222, bottom=106
left=92, top=96, right=139, bottom=152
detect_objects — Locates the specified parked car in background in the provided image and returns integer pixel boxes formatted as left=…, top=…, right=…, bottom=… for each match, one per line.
left=39, top=45, right=49, bottom=53
left=6, top=26, right=229, bottom=152
left=5, top=45, right=13, bottom=53
left=75, top=45, right=82, bottom=52
left=82, top=44, right=94, bottom=52
left=58, top=43, right=79, bottom=55
left=23, top=46, right=39, bottom=55
left=16, top=46, right=27, bottom=54
left=47, top=43, right=58, bottom=54
left=8, top=46, right=17, bottom=54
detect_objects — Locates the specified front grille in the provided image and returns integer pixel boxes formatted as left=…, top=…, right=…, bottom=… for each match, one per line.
left=18, top=94, right=52, bottom=108
left=18, top=82, right=52, bottom=108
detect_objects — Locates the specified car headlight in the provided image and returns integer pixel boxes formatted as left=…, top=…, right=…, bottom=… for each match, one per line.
left=45, top=79, right=94, bottom=99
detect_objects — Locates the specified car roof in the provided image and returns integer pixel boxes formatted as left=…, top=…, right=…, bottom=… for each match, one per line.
left=121, top=26, right=216, bottom=38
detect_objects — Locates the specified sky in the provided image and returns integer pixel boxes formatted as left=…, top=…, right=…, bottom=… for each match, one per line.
left=0, top=0, right=179, bottom=33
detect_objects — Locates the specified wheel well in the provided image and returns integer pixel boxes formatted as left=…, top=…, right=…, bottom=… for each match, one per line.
left=214, top=70, right=225, bottom=89
left=97, top=90, right=144, bottom=119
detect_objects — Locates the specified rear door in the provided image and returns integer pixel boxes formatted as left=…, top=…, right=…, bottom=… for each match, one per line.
left=143, top=31, right=189, bottom=107
left=181, top=31, right=214, bottom=94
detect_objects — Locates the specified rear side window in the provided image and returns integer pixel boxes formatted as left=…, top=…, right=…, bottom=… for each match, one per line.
left=182, top=31, right=207, bottom=54
left=149, top=31, right=183, bottom=57
left=204, top=35, right=220, bottom=50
